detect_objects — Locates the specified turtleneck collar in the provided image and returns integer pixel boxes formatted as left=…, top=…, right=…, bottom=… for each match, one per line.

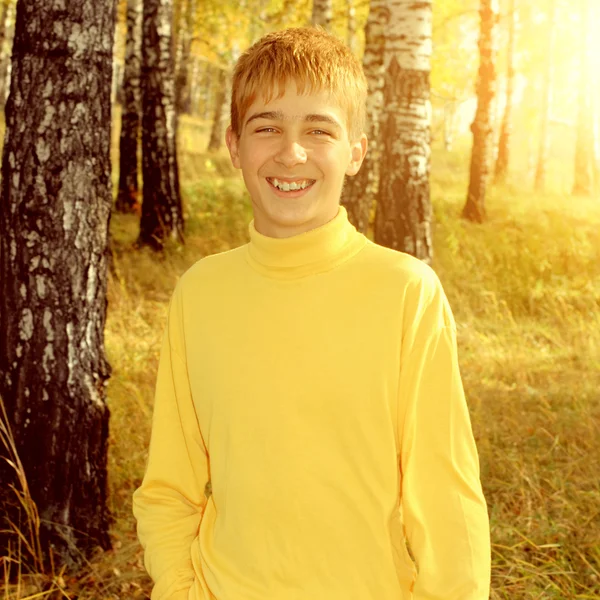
left=245, top=205, right=368, bottom=280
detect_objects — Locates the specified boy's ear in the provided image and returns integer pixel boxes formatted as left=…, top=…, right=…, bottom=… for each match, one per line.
left=345, top=134, right=368, bottom=177
left=225, top=126, right=241, bottom=169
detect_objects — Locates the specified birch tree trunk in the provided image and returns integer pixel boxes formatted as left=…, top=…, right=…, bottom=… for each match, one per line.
left=494, top=0, right=517, bottom=182
left=340, top=0, right=386, bottom=235
left=593, top=111, right=600, bottom=197
left=207, top=67, right=227, bottom=151
left=175, top=0, right=196, bottom=115
left=0, top=0, right=9, bottom=62
left=0, top=0, right=15, bottom=105
left=202, top=62, right=214, bottom=120
left=572, top=0, right=595, bottom=196
left=0, top=0, right=114, bottom=569
left=462, top=0, right=500, bottom=223
left=534, top=0, right=556, bottom=192
left=312, top=0, right=332, bottom=31
left=138, top=0, right=184, bottom=249
left=374, top=0, right=433, bottom=263
left=593, top=66, right=600, bottom=196
left=347, top=0, right=358, bottom=56
left=116, top=0, right=142, bottom=214
left=189, top=56, right=202, bottom=116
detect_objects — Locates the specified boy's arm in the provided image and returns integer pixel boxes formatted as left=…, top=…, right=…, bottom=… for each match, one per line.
left=397, top=278, right=491, bottom=600
left=133, top=284, right=209, bottom=600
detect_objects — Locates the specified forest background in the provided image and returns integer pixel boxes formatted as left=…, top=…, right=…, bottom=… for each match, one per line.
left=0, top=0, right=599, bottom=598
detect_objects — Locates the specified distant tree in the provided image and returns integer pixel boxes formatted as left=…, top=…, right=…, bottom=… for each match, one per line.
left=463, top=0, right=500, bottom=223
left=189, top=56, right=202, bottom=116
left=374, top=0, right=433, bottom=263
left=346, top=0, right=358, bottom=56
left=175, top=0, right=197, bottom=115
left=0, top=0, right=114, bottom=569
left=138, top=0, right=184, bottom=249
left=0, top=0, right=15, bottom=105
left=199, top=61, right=213, bottom=120
left=0, top=0, right=10, bottom=80
left=534, top=0, right=557, bottom=192
left=494, top=0, right=517, bottom=182
left=207, top=66, right=228, bottom=151
left=572, top=0, right=595, bottom=196
left=312, top=0, right=332, bottom=31
left=594, top=92, right=600, bottom=197
left=341, top=0, right=386, bottom=235
left=116, top=0, right=143, bottom=214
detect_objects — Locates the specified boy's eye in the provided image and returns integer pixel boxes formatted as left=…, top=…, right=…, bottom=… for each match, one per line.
left=255, top=128, right=330, bottom=136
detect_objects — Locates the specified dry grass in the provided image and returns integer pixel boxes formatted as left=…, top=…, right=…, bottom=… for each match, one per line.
left=1, top=117, right=599, bottom=599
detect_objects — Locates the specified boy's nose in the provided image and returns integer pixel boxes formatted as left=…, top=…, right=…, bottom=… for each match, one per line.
left=274, top=140, right=307, bottom=167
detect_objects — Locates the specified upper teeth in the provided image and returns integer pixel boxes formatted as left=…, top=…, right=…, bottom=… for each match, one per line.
left=270, top=178, right=313, bottom=191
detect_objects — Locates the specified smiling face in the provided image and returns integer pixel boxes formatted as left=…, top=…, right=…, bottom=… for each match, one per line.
left=225, top=80, right=368, bottom=238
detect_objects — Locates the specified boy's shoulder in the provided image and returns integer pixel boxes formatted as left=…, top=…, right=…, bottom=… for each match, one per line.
left=360, top=240, right=455, bottom=330
left=176, top=244, right=247, bottom=292
left=360, top=239, right=444, bottom=295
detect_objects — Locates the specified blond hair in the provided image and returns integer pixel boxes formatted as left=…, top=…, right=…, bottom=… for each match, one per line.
left=230, top=27, right=367, bottom=143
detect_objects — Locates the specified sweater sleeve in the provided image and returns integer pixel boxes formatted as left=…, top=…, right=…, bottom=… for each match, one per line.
left=397, top=275, right=491, bottom=599
left=132, top=283, right=210, bottom=600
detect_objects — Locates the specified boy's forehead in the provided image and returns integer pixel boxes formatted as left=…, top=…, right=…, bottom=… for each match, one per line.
left=242, top=82, right=347, bottom=129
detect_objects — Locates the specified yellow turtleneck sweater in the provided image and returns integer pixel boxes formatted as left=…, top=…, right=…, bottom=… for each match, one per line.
left=132, top=205, right=491, bottom=600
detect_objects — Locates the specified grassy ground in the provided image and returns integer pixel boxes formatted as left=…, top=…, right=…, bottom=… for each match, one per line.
left=2, top=115, right=600, bottom=599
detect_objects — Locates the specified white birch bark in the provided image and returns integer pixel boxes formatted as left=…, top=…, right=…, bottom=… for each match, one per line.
left=0, top=0, right=15, bottom=104
left=0, top=0, right=115, bottom=567
left=340, top=0, right=387, bottom=234
left=116, top=0, right=143, bottom=213
left=347, top=0, right=358, bottom=55
left=312, top=0, right=332, bottom=31
left=139, top=0, right=184, bottom=248
left=374, top=0, right=433, bottom=262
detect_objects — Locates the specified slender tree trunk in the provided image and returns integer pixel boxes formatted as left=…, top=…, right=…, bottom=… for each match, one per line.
left=534, top=0, right=556, bottom=192
left=494, top=0, right=517, bottom=182
left=247, top=0, right=266, bottom=45
left=572, top=0, right=594, bottom=196
left=443, top=101, right=459, bottom=151
left=374, top=0, right=433, bottom=263
left=593, top=68, right=600, bottom=196
left=175, top=0, right=196, bottom=115
left=138, top=0, right=183, bottom=250
left=207, top=67, right=227, bottom=151
left=113, top=61, right=123, bottom=105
left=202, top=62, right=213, bottom=120
left=0, top=0, right=114, bottom=570
left=0, top=0, right=15, bottom=105
left=463, top=0, right=500, bottom=223
left=0, top=0, right=9, bottom=57
left=593, top=113, right=600, bottom=197
left=347, top=0, right=358, bottom=55
left=116, top=0, right=143, bottom=214
left=340, top=0, right=386, bottom=235
left=189, top=56, right=202, bottom=116
left=312, top=0, right=332, bottom=31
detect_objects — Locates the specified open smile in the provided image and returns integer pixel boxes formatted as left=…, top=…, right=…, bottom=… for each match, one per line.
left=265, top=177, right=316, bottom=197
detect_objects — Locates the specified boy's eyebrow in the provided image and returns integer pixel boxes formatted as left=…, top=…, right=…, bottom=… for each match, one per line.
left=245, top=110, right=342, bottom=131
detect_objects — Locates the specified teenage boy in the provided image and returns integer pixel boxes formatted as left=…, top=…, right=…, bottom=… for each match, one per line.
left=133, top=27, right=492, bottom=600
